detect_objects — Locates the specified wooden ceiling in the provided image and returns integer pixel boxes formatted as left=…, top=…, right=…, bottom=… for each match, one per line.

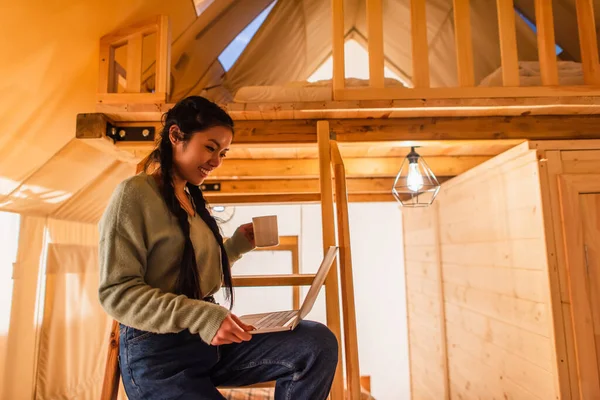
left=199, top=139, right=524, bottom=204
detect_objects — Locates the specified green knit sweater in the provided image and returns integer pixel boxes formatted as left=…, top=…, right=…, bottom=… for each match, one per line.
left=98, top=173, right=253, bottom=344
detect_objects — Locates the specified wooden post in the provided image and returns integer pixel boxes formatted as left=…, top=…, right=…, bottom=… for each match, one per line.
left=575, top=0, right=600, bottom=85
left=410, top=0, right=430, bottom=88
left=331, top=141, right=361, bottom=400
left=126, top=33, right=143, bottom=93
left=534, top=0, right=559, bottom=85
left=155, top=15, right=171, bottom=99
left=366, top=0, right=385, bottom=88
left=452, top=0, right=475, bottom=87
left=317, top=121, right=344, bottom=400
left=496, top=0, right=520, bottom=86
left=332, top=0, right=346, bottom=94
left=100, top=321, right=120, bottom=400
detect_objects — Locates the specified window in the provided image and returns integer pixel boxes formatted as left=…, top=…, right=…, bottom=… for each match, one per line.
left=308, top=39, right=409, bottom=85
left=194, top=0, right=215, bottom=17
left=515, top=8, right=563, bottom=55
left=218, top=1, right=277, bottom=71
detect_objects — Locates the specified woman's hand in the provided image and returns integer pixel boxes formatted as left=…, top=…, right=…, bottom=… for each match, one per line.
left=211, top=313, right=255, bottom=345
left=235, top=223, right=255, bottom=248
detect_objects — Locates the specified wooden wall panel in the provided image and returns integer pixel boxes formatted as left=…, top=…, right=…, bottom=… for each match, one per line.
left=403, top=145, right=558, bottom=399
left=403, top=207, right=448, bottom=399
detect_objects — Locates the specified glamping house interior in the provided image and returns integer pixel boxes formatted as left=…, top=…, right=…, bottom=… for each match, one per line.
left=2, top=0, right=600, bottom=399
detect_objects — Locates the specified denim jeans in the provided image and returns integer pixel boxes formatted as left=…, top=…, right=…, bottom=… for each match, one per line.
left=118, top=320, right=339, bottom=399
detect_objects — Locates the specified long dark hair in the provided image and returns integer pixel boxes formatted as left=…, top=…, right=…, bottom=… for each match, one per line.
left=145, top=96, right=235, bottom=306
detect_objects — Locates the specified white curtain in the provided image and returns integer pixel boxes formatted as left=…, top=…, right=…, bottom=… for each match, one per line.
left=34, top=242, right=112, bottom=400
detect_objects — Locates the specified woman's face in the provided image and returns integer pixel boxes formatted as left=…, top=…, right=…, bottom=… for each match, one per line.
left=170, top=125, right=233, bottom=185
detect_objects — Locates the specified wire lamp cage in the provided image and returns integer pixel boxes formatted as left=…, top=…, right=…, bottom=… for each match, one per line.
left=392, top=147, right=441, bottom=207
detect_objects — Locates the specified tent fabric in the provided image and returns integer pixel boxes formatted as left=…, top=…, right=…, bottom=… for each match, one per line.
left=35, top=243, right=110, bottom=400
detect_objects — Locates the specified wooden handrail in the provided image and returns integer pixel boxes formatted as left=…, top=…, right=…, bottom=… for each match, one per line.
left=330, top=141, right=361, bottom=400
left=317, top=121, right=345, bottom=400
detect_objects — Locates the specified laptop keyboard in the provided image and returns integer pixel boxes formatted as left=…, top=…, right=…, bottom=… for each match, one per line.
left=256, top=310, right=298, bottom=328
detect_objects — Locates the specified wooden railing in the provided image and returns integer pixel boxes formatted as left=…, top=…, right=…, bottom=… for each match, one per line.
left=97, top=15, right=171, bottom=105
left=332, top=0, right=600, bottom=100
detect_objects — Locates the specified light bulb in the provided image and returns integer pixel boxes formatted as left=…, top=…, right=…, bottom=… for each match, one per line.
left=406, top=162, right=424, bottom=192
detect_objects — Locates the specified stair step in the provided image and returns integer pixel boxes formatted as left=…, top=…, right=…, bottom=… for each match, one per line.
left=232, top=274, right=316, bottom=287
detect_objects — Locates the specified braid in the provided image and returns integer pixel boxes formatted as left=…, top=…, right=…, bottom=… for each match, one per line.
left=144, top=96, right=235, bottom=306
left=188, top=184, right=233, bottom=305
left=157, top=133, right=202, bottom=299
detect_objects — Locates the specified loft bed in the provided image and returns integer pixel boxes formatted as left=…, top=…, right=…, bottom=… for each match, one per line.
left=78, top=2, right=600, bottom=399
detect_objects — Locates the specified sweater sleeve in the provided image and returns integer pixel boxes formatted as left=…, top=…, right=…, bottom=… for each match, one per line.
left=223, top=227, right=255, bottom=265
left=98, top=179, right=229, bottom=344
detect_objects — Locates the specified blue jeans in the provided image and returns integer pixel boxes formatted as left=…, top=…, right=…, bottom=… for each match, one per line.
left=118, top=320, right=338, bottom=399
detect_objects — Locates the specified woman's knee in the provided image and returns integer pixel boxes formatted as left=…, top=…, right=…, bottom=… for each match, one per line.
left=296, top=321, right=339, bottom=363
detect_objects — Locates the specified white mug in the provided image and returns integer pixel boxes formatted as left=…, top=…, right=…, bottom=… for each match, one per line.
left=252, top=215, right=279, bottom=247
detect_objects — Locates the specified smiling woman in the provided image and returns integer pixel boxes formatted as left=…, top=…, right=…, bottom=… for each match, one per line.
left=98, top=96, right=339, bottom=400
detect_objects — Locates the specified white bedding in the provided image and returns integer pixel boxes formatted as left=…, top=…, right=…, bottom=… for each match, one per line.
left=233, top=61, right=584, bottom=103
left=233, top=77, right=405, bottom=103
left=478, top=61, right=584, bottom=87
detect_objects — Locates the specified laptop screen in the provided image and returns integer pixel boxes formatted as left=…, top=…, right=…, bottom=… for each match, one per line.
left=298, top=246, right=338, bottom=319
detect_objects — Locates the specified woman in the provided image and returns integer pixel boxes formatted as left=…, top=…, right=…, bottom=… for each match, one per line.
left=98, top=96, right=338, bottom=400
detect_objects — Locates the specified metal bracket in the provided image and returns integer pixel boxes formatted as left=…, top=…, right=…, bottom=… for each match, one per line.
left=106, top=123, right=156, bottom=143
left=200, top=182, right=222, bottom=192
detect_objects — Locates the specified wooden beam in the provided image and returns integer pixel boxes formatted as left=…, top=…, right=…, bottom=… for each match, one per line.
left=332, top=115, right=600, bottom=141
left=75, top=113, right=139, bottom=163
left=203, top=178, right=396, bottom=194
left=232, top=274, right=315, bottom=287
left=79, top=115, right=600, bottom=165
left=203, top=177, right=453, bottom=196
left=453, top=0, right=475, bottom=86
left=366, top=0, right=385, bottom=88
left=233, top=120, right=317, bottom=144
left=534, top=0, right=559, bottom=85
left=496, top=0, right=520, bottom=87
left=410, top=0, right=430, bottom=88
left=209, top=157, right=487, bottom=179
left=97, top=96, right=600, bottom=122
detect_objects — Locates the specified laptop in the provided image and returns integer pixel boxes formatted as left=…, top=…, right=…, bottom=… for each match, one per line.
left=239, top=246, right=338, bottom=334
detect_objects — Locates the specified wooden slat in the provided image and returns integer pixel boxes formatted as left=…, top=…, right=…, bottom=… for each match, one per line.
left=208, top=157, right=488, bottom=179
left=155, top=15, right=171, bottom=99
left=98, top=43, right=115, bottom=94
left=232, top=274, right=315, bottom=287
left=366, top=0, right=385, bottom=88
left=575, top=0, right=600, bottom=85
left=202, top=178, right=397, bottom=195
left=452, top=0, right=475, bottom=86
left=332, top=0, right=346, bottom=93
left=126, top=33, right=143, bottom=93
left=496, top=0, right=520, bottom=87
left=410, top=0, right=430, bottom=88
left=331, top=141, right=361, bottom=400
left=318, top=121, right=344, bottom=400
left=534, top=0, right=559, bottom=85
